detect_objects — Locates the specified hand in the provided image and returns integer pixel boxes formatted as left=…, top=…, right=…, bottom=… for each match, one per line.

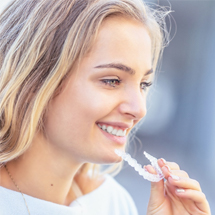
left=146, top=158, right=211, bottom=215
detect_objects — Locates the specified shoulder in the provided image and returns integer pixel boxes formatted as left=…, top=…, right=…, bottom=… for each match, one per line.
left=77, top=175, right=138, bottom=215
left=0, top=185, right=28, bottom=215
left=104, top=175, right=137, bottom=206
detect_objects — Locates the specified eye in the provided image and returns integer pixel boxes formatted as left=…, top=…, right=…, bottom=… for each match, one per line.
left=140, top=81, right=152, bottom=91
left=101, top=79, right=121, bottom=88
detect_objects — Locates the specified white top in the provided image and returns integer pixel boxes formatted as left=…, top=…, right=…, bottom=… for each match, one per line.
left=0, top=175, right=138, bottom=215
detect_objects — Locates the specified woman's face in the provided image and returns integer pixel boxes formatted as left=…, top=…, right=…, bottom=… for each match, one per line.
left=44, top=16, right=153, bottom=164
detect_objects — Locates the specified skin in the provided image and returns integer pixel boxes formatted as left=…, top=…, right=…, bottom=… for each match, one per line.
left=146, top=160, right=211, bottom=215
left=0, top=16, right=211, bottom=214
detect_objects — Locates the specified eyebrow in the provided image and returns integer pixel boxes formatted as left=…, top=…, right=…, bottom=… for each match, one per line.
left=94, top=63, right=153, bottom=76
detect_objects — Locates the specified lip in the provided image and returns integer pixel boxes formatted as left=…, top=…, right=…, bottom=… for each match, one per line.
left=98, top=126, right=127, bottom=145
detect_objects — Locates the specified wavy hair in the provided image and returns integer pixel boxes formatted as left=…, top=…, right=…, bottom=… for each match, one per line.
left=0, top=0, right=170, bottom=176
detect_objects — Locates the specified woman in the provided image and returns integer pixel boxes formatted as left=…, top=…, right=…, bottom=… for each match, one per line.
left=0, top=0, right=211, bottom=214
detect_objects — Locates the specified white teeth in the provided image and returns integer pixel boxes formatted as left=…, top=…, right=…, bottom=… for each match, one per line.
left=98, top=123, right=127, bottom=137
left=116, top=129, right=123, bottom=137
left=123, top=130, right=127, bottom=136
left=112, top=129, right=117, bottom=135
left=107, top=126, right=113, bottom=133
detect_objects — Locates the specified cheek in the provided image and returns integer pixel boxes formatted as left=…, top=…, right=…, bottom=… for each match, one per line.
left=71, top=84, right=120, bottom=120
left=43, top=84, right=119, bottom=145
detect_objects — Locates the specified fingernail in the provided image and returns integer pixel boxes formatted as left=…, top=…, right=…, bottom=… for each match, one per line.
left=170, top=174, right=180, bottom=180
left=143, top=165, right=148, bottom=171
left=160, top=158, right=166, bottom=165
left=176, top=189, right=185, bottom=193
left=164, top=165, right=171, bottom=172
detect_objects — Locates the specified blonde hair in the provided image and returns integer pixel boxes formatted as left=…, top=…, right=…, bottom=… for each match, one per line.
left=0, top=0, right=169, bottom=176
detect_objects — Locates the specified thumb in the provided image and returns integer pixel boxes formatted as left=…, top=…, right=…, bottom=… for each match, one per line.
left=145, top=165, right=165, bottom=208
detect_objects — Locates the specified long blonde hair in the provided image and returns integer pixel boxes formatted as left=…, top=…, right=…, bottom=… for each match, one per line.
left=0, top=0, right=169, bottom=176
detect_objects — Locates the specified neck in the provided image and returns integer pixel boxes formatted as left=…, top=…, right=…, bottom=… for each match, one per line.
left=1, top=132, right=83, bottom=205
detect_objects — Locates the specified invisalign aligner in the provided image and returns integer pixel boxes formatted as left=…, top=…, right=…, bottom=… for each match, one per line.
left=114, top=149, right=164, bottom=182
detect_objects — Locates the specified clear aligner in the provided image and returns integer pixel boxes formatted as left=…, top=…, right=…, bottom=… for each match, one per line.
left=115, top=149, right=164, bottom=182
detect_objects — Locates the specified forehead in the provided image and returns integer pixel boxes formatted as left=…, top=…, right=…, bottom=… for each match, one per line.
left=85, top=15, right=152, bottom=73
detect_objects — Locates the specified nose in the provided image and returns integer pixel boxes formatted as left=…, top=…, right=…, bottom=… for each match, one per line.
left=118, top=88, right=147, bottom=120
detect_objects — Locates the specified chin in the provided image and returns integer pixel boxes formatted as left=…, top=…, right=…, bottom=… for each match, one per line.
left=92, top=151, right=123, bottom=165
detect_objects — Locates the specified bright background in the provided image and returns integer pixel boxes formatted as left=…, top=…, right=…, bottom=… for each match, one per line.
left=0, top=0, right=8, bottom=13
left=1, top=0, right=215, bottom=214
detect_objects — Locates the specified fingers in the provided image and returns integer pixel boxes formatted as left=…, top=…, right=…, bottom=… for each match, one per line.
left=144, top=164, right=156, bottom=174
left=146, top=160, right=211, bottom=214
left=168, top=175, right=202, bottom=191
left=167, top=174, right=210, bottom=212
left=144, top=164, right=165, bottom=206
left=165, top=185, right=199, bottom=214
left=158, top=158, right=180, bottom=170
left=161, top=163, right=200, bottom=191
left=175, top=189, right=206, bottom=203
left=162, top=165, right=189, bottom=179
left=160, top=161, right=211, bottom=214
left=176, top=188, right=211, bottom=213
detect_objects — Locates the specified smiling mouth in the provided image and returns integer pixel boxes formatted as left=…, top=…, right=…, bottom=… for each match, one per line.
left=97, top=123, right=127, bottom=137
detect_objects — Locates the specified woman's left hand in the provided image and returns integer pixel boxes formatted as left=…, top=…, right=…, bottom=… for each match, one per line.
left=146, top=159, right=211, bottom=215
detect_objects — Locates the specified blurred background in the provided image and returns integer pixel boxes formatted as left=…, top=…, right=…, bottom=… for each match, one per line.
left=115, top=0, right=215, bottom=214
left=0, top=0, right=215, bottom=214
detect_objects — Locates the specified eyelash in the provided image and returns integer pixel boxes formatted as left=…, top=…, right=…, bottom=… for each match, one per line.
left=101, top=79, right=152, bottom=91
left=140, top=82, right=152, bottom=91
left=101, top=79, right=122, bottom=87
